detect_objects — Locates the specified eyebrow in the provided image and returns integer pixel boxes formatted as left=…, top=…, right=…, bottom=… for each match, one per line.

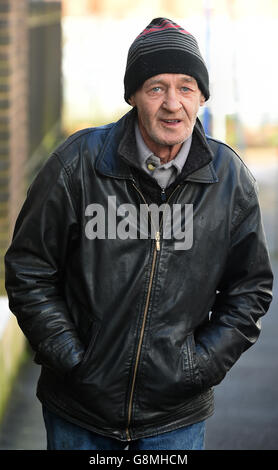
left=147, top=76, right=197, bottom=86
left=180, top=76, right=195, bottom=82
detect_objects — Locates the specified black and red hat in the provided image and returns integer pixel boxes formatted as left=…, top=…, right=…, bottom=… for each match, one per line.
left=124, top=17, right=210, bottom=103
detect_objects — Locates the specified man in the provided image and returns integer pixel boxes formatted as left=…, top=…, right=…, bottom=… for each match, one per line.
left=5, top=18, right=273, bottom=450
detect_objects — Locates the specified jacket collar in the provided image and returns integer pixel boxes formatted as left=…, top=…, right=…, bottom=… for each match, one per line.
left=95, top=110, right=135, bottom=180
left=95, top=108, right=218, bottom=184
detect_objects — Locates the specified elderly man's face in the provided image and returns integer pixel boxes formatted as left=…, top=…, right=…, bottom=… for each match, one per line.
left=129, top=73, right=205, bottom=159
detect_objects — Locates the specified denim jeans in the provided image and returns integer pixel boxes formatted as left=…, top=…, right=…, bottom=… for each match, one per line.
left=42, top=406, right=205, bottom=450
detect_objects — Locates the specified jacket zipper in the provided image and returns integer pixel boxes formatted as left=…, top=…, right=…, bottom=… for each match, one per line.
left=125, top=183, right=181, bottom=441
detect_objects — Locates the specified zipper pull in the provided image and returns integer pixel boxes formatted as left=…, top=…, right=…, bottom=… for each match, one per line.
left=155, top=231, right=160, bottom=251
left=161, top=187, right=166, bottom=202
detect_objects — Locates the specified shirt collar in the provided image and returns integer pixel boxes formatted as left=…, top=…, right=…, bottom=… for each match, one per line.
left=134, top=119, right=192, bottom=175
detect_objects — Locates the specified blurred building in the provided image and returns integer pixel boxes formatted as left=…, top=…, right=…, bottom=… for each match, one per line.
left=61, top=0, right=278, bottom=148
left=0, top=0, right=63, bottom=420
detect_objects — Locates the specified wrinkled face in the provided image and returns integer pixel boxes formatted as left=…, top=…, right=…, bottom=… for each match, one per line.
left=129, top=73, right=205, bottom=155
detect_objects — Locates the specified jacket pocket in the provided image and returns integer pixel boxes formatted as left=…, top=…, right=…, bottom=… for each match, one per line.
left=182, top=332, right=203, bottom=389
left=73, top=319, right=101, bottom=380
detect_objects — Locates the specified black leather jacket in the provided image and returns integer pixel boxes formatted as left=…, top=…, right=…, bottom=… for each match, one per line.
left=5, top=109, right=273, bottom=442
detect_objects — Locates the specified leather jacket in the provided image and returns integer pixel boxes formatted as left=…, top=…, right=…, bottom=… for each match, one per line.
left=5, top=109, right=273, bottom=441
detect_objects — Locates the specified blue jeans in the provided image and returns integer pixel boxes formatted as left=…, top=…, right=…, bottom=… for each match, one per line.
left=42, top=406, right=205, bottom=450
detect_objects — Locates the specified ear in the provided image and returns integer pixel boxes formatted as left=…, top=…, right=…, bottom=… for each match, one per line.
left=199, top=94, right=206, bottom=107
left=129, top=95, right=136, bottom=107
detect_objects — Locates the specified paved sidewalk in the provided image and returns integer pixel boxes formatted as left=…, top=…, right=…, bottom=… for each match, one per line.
left=0, top=353, right=46, bottom=450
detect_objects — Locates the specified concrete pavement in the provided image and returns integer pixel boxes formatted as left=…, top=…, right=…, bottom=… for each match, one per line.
left=0, top=352, right=46, bottom=450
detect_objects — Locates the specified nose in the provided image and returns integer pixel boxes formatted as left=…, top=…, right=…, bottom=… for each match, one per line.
left=162, top=88, right=182, bottom=113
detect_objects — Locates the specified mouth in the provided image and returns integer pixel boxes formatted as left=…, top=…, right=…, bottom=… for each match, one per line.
left=160, top=119, right=182, bottom=127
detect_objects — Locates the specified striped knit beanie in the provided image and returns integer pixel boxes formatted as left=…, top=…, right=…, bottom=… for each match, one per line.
left=124, top=18, right=209, bottom=103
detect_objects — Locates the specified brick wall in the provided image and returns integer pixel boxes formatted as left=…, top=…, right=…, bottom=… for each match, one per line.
left=0, top=0, right=62, bottom=295
left=0, top=0, right=28, bottom=295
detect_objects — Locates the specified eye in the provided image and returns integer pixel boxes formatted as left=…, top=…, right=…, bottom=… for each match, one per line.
left=151, top=86, right=162, bottom=93
left=181, top=86, right=190, bottom=93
